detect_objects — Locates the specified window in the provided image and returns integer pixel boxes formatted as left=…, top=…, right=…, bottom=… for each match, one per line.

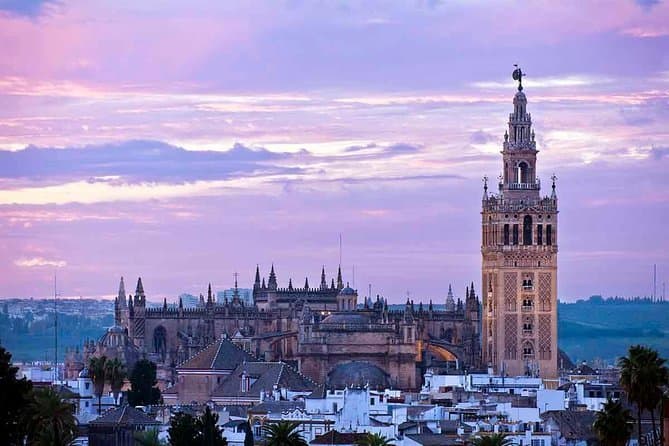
left=85, top=383, right=90, bottom=390
left=546, top=225, right=553, bottom=245
left=523, top=343, right=535, bottom=359
left=513, top=224, right=519, bottom=245
left=522, top=299, right=533, bottom=311
left=523, top=215, right=532, bottom=245
left=537, top=224, right=543, bottom=245
left=370, top=398, right=375, bottom=405
left=503, top=224, right=510, bottom=245
left=523, top=278, right=533, bottom=290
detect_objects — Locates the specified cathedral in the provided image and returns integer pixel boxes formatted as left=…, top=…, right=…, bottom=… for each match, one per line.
left=100, top=266, right=481, bottom=390
left=481, top=68, right=559, bottom=379
left=67, top=68, right=560, bottom=391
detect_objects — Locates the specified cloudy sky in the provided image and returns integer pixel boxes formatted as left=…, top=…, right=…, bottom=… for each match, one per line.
left=0, top=0, right=668, bottom=302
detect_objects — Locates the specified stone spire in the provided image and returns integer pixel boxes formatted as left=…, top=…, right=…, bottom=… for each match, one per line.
left=268, top=264, right=278, bottom=290
left=320, top=266, right=327, bottom=289
left=254, top=265, right=261, bottom=289
left=336, top=265, right=343, bottom=289
left=288, top=278, right=293, bottom=291
left=117, top=277, right=127, bottom=308
left=207, top=283, right=213, bottom=304
left=446, top=284, right=455, bottom=311
left=304, top=277, right=309, bottom=290
left=135, top=277, right=145, bottom=298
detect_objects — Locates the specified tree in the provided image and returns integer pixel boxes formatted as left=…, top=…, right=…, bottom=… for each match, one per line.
left=243, top=421, right=254, bottom=446
left=196, top=406, right=227, bottom=446
left=27, top=387, right=77, bottom=446
left=127, top=358, right=161, bottom=406
left=262, top=421, right=308, bottom=446
left=88, top=355, right=107, bottom=414
left=168, top=412, right=200, bottom=446
left=0, top=346, right=33, bottom=445
left=104, top=357, right=126, bottom=406
left=356, top=433, right=394, bottom=446
left=134, top=428, right=164, bottom=446
left=468, top=433, right=513, bottom=446
left=593, top=398, right=633, bottom=446
left=619, top=345, right=669, bottom=445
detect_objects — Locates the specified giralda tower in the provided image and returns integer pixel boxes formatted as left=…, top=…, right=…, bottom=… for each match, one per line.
left=481, top=67, right=558, bottom=379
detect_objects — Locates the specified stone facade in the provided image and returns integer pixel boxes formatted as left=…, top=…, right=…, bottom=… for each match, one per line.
left=481, top=76, right=559, bottom=379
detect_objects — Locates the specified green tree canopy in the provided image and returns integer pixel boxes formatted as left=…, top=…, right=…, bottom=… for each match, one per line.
left=619, top=345, right=669, bottom=445
left=127, top=358, right=161, bottom=406
left=104, top=357, right=126, bottom=405
left=196, top=406, right=227, bottom=446
left=0, top=346, right=33, bottom=445
left=468, top=433, right=513, bottom=446
left=88, top=355, right=107, bottom=414
left=168, top=412, right=200, bottom=446
left=26, top=387, right=77, bottom=446
left=262, top=421, right=308, bottom=446
left=356, top=432, right=394, bottom=446
left=593, top=398, right=633, bottom=446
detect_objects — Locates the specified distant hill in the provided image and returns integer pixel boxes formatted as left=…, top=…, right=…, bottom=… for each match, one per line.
left=558, top=298, right=669, bottom=364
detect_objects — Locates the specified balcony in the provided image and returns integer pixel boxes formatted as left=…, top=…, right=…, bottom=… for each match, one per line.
left=523, top=285, right=534, bottom=291
left=523, top=329, right=533, bottom=336
left=508, top=181, right=540, bottom=190
left=521, top=305, right=534, bottom=313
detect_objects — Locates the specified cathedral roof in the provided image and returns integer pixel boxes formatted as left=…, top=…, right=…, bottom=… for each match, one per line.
left=338, top=284, right=356, bottom=296
left=321, top=312, right=369, bottom=325
left=177, top=337, right=256, bottom=370
left=327, top=361, right=390, bottom=389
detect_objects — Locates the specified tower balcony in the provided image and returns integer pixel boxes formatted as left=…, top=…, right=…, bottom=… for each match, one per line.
left=508, top=181, right=540, bottom=191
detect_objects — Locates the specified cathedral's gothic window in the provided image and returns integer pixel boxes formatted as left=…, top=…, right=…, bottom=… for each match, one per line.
left=153, top=326, right=167, bottom=361
left=512, top=225, right=519, bottom=245
left=503, top=224, right=510, bottom=245
left=537, top=224, right=543, bottom=245
left=523, top=215, right=533, bottom=245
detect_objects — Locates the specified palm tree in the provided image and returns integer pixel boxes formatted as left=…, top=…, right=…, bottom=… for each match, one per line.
left=88, top=355, right=107, bottom=414
left=619, top=345, right=669, bottom=445
left=593, top=398, right=633, bottom=446
left=356, top=433, right=394, bottom=446
left=262, top=421, right=308, bottom=446
left=468, top=433, right=513, bottom=446
left=27, top=387, right=77, bottom=446
left=134, top=428, right=164, bottom=446
left=104, top=358, right=126, bottom=406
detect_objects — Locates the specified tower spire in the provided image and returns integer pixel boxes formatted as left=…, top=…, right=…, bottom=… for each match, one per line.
left=320, top=266, right=327, bottom=289
left=268, top=264, right=277, bottom=290
left=254, top=265, right=261, bottom=289
left=118, top=277, right=127, bottom=308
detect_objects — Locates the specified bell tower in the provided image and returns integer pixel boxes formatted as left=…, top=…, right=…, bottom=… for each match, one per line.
left=481, top=67, right=558, bottom=379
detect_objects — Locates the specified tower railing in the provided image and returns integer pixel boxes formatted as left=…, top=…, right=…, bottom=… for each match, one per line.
left=508, top=181, right=540, bottom=190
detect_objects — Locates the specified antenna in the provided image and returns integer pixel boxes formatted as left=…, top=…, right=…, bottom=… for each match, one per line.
left=338, top=233, right=342, bottom=267
left=653, top=264, right=657, bottom=302
left=54, top=273, right=58, bottom=383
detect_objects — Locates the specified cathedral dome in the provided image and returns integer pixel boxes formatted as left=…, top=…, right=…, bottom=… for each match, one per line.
left=338, top=284, right=356, bottom=296
left=321, top=313, right=369, bottom=325
left=327, top=361, right=390, bottom=389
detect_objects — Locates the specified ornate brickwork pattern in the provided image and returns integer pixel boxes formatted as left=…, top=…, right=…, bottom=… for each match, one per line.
left=504, top=314, right=518, bottom=360
left=504, top=272, right=518, bottom=312
left=538, top=272, right=551, bottom=311
left=538, top=314, right=551, bottom=360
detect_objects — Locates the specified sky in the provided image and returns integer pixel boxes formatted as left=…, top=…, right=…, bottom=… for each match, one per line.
left=0, top=0, right=668, bottom=303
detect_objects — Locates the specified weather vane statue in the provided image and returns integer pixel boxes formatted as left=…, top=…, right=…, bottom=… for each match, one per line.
left=512, top=64, right=524, bottom=91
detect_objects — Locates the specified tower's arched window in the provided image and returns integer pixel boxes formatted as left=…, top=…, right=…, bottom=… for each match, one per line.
left=512, top=224, right=519, bottom=245
left=546, top=225, right=553, bottom=246
left=523, top=215, right=533, bottom=245
left=517, top=162, right=529, bottom=183
left=503, top=224, right=510, bottom=245
left=537, top=224, right=543, bottom=245
left=522, top=342, right=535, bottom=359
